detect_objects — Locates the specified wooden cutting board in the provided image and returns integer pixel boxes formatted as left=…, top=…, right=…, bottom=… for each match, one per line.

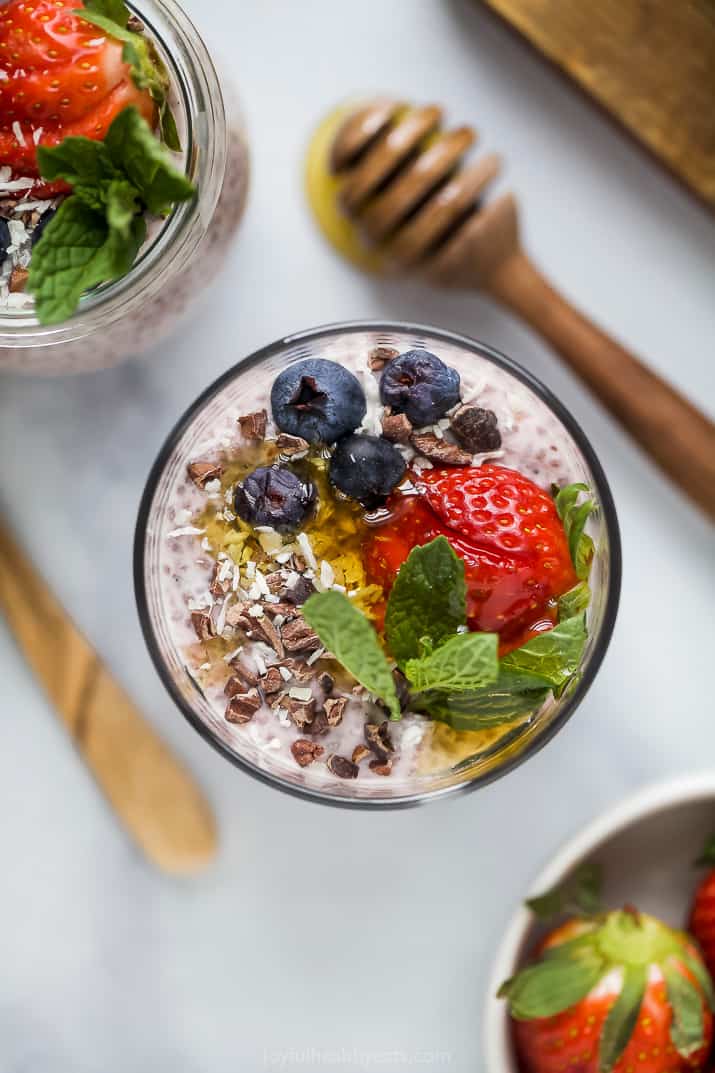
left=481, top=0, right=715, bottom=210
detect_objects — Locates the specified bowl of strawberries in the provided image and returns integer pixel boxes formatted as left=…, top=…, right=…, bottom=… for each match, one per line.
left=486, top=772, right=715, bottom=1072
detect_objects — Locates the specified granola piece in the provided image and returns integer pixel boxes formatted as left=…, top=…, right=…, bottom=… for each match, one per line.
left=191, top=609, right=214, bottom=641
left=9, top=266, right=29, bottom=293
left=291, top=740, right=325, bottom=767
left=225, top=689, right=261, bottom=724
left=187, top=460, right=223, bottom=488
left=318, top=672, right=335, bottom=695
left=365, top=721, right=395, bottom=762
left=238, top=409, right=267, bottom=440
left=285, top=697, right=316, bottom=731
left=381, top=412, right=413, bottom=444
left=276, top=433, right=309, bottom=455
left=261, top=666, right=284, bottom=695
left=323, top=695, right=348, bottom=727
left=351, top=745, right=371, bottom=765
left=411, top=433, right=472, bottom=466
left=283, top=576, right=316, bottom=606
left=326, top=754, right=359, bottom=779
left=450, top=404, right=502, bottom=453
left=367, top=345, right=399, bottom=372
left=369, top=759, right=393, bottom=776
left=281, top=617, right=321, bottom=653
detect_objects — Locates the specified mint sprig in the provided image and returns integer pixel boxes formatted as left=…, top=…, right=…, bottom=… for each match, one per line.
left=302, top=591, right=400, bottom=719
left=500, top=615, right=587, bottom=689
left=29, top=106, right=195, bottom=325
left=405, top=632, right=498, bottom=693
left=385, top=536, right=466, bottom=664
left=554, top=482, right=596, bottom=581
left=74, top=0, right=180, bottom=150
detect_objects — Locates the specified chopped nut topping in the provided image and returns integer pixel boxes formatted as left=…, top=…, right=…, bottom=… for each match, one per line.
left=187, top=461, right=224, bottom=488
left=209, top=563, right=231, bottom=597
left=323, top=695, right=348, bottom=727
left=276, top=433, right=310, bottom=455
left=381, top=412, right=413, bottom=444
left=318, top=672, right=335, bottom=694
left=326, top=754, right=359, bottom=779
left=411, top=433, right=472, bottom=466
left=238, top=409, right=267, bottom=440
left=251, top=615, right=285, bottom=659
left=225, top=689, right=261, bottom=723
left=291, top=740, right=324, bottom=767
left=227, top=660, right=260, bottom=689
left=365, top=721, right=395, bottom=762
left=279, top=657, right=315, bottom=682
left=264, top=571, right=287, bottom=595
left=368, top=759, right=393, bottom=776
left=281, top=618, right=322, bottom=653
left=283, top=576, right=316, bottom=606
left=450, top=404, right=502, bottom=453
left=191, top=609, right=214, bottom=641
left=263, top=602, right=298, bottom=620
left=9, top=266, right=29, bottom=293
left=308, top=708, right=330, bottom=736
left=261, top=666, right=284, bottom=695
left=284, top=697, right=316, bottom=730
left=367, top=345, right=399, bottom=371
left=351, top=745, right=371, bottom=765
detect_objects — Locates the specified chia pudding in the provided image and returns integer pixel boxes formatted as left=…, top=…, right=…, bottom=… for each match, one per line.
left=136, top=324, right=619, bottom=805
left=0, top=0, right=249, bottom=374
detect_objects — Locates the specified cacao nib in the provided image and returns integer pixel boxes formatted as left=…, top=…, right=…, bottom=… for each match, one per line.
left=291, top=740, right=325, bottom=767
left=326, top=754, right=359, bottom=779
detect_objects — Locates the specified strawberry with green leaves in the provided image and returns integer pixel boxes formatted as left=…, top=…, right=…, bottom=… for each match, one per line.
left=0, top=0, right=177, bottom=189
left=500, top=867, right=715, bottom=1073
left=689, top=837, right=715, bottom=984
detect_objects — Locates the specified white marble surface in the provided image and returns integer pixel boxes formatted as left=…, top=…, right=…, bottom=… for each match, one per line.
left=1, top=2, right=714, bottom=1070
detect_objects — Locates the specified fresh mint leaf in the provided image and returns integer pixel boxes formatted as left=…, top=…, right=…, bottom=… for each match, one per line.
left=28, top=199, right=145, bottom=325
left=501, top=615, right=587, bottom=689
left=105, top=179, right=140, bottom=238
left=417, top=682, right=550, bottom=730
left=104, top=106, right=194, bottom=215
left=36, top=137, right=118, bottom=201
left=558, top=581, right=591, bottom=621
left=554, top=482, right=596, bottom=580
left=385, top=537, right=466, bottom=665
left=82, top=0, right=130, bottom=25
left=405, top=631, right=498, bottom=693
left=302, top=592, right=400, bottom=719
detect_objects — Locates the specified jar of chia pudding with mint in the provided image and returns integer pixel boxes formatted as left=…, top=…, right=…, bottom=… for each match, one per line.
left=135, top=322, right=621, bottom=807
left=0, top=0, right=249, bottom=374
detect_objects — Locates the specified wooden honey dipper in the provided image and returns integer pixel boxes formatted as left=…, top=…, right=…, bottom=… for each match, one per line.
left=306, top=99, right=715, bottom=520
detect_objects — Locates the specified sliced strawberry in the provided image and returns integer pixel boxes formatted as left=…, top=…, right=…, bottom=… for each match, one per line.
left=364, top=465, right=575, bottom=647
left=0, top=0, right=155, bottom=179
left=689, top=837, right=715, bottom=985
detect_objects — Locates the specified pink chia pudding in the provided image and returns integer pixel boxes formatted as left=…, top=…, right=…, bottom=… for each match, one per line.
left=136, top=324, right=620, bottom=805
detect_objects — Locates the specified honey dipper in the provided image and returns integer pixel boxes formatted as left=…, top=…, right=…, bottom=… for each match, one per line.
left=306, top=99, right=715, bottom=520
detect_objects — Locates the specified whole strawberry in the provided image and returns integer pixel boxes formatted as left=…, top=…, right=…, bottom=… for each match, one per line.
left=689, top=837, right=715, bottom=983
left=0, top=0, right=159, bottom=183
left=501, top=896, right=714, bottom=1073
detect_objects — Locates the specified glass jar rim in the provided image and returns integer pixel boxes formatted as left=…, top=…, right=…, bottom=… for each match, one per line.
left=0, top=0, right=225, bottom=341
left=134, top=319, right=622, bottom=809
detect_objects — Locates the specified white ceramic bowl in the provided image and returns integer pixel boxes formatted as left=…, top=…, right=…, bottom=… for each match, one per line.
left=484, top=771, right=715, bottom=1072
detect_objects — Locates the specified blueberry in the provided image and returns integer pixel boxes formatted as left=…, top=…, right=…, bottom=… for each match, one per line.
left=329, top=434, right=406, bottom=507
left=233, top=466, right=316, bottom=532
left=380, top=349, right=460, bottom=427
left=271, top=358, right=366, bottom=444
left=31, top=207, right=57, bottom=248
left=0, top=218, right=10, bottom=262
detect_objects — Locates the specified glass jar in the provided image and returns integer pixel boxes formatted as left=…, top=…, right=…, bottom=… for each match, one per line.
left=0, top=0, right=249, bottom=375
left=135, top=321, right=622, bottom=808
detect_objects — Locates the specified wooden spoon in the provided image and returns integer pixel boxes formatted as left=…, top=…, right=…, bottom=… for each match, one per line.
left=0, top=517, right=218, bottom=875
left=306, top=99, right=715, bottom=520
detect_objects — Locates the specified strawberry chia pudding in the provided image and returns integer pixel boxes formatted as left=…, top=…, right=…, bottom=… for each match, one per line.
left=136, top=324, right=620, bottom=805
left=0, top=0, right=248, bottom=374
